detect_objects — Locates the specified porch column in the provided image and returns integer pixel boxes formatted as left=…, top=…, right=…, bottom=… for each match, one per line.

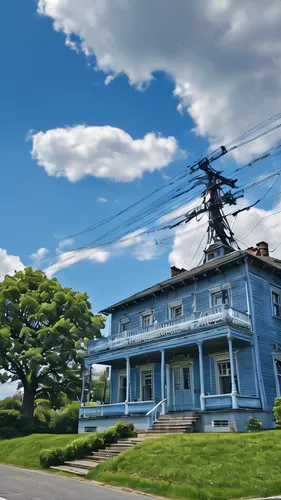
left=228, top=336, right=238, bottom=409
left=125, top=356, right=130, bottom=415
left=87, top=365, right=92, bottom=402
left=161, top=349, right=166, bottom=414
left=197, top=341, right=205, bottom=411
left=80, top=369, right=85, bottom=405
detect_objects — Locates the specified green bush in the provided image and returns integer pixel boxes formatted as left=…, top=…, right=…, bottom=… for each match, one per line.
left=114, top=421, right=137, bottom=439
left=49, top=402, right=80, bottom=434
left=0, top=426, right=21, bottom=439
left=103, top=427, right=119, bottom=444
left=0, top=409, right=20, bottom=427
left=247, top=416, right=262, bottom=432
left=273, top=397, right=281, bottom=428
left=0, top=396, right=21, bottom=411
left=39, top=422, right=136, bottom=468
left=40, top=448, right=65, bottom=468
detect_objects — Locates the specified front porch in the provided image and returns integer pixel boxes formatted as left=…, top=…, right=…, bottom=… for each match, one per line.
left=79, top=325, right=263, bottom=432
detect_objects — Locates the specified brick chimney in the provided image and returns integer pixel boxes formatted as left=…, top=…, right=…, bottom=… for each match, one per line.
left=170, top=266, right=186, bottom=277
left=256, top=241, right=269, bottom=257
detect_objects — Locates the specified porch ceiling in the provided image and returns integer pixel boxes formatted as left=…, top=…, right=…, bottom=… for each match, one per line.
left=88, top=332, right=251, bottom=368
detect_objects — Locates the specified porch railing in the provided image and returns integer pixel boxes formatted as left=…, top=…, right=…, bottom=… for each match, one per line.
left=88, top=305, right=251, bottom=355
left=146, top=398, right=167, bottom=427
left=80, top=400, right=155, bottom=419
left=203, top=394, right=262, bottom=410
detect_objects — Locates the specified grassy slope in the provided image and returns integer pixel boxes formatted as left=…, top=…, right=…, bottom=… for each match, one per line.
left=88, top=431, right=281, bottom=500
left=0, top=434, right=74, bottom=469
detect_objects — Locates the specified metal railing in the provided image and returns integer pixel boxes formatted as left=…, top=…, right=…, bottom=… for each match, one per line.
left=88, top=305, right=251, bottom=355
left=146, top=398, right=167, bottom=427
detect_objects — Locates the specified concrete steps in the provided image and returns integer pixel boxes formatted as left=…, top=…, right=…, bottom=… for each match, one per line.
left=146, top=411, right=198, bottom=434
left=51, top=436, right=145, bottom=476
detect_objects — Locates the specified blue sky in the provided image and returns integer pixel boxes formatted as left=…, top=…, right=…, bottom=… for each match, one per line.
left=1, top=0, right=281, bottom=346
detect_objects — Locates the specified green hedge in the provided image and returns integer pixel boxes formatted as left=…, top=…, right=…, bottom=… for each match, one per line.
left=274, top=397, right=281, bottom=428
left=0, top=410, right=20, bottom=427
left=49, top=402, right=80, bottom=434
left=0, top=426, right=21, bottom=439
left=40, top=421, right=136, bottom=468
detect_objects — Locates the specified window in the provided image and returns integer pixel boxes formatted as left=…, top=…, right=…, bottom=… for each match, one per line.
left=183, top=367, right=190, bottom=390
left=120, top=321, right=130, bottom=333
left=141, top=370, right=153, bottom=400
left=118, top=375, right=127, bottom=402
left=141, top=312, right=153, bottom=327
left=276, top=360, right=281, bottom=395
left=217, top=361, right=232, bottom=394
left=272, top=290, right=281, bottom=317
left=211, top=289, right=230, bottom=307
left=212, top=420, right=229, bottom=428
left=170, top=304, right=182, bottom=318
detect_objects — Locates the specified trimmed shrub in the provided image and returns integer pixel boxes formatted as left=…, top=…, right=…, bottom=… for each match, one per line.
left=103, top=428, right=119, bottom=445
left=86, top=433, right=105, bottom=451
left=247, top=416, right=262, bottom=432
left=49, top=402, right=80, bottom=434
left=40, top=448, right=65, bottom=469
left=114, top=421, right=137, bottom=439
left=0, top=409, right=20, bottom=427
left=274, top=397, right=281, bottom=428
left=0, top=426, right=21, bottom=439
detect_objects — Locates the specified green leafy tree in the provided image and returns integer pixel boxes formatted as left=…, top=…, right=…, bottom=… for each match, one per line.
left=0, top=268, right=105, bottom=418
left=91, top=369, right=110, bottom=403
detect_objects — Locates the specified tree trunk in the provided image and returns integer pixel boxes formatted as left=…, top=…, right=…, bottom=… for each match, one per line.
left=20, top=388, right=36, bottom=419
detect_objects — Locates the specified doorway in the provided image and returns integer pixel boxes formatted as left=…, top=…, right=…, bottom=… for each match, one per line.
left=172, top=364, right=194, bottom=410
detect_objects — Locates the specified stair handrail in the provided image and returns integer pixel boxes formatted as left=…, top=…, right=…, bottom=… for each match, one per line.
left=146, top=398, right=167, bottom=416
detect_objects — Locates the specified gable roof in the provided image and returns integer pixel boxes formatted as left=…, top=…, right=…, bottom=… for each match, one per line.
left=100, top=250, right=281, bottom=314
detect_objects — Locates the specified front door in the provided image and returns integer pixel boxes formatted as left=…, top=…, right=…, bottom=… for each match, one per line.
left=173, top=365, right=193, bottom=410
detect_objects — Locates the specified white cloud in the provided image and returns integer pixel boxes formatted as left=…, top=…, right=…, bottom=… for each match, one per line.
left=0, top=381, right=18, bottom=400
left=96, top=197, right=107, bottom=203
left=30, top=125, right=181, bottom=183
left=45, top=247, right=111, bottom=277
left=0, top=249, right=24, bottom=281
left=169, top=198, right=281, bottom=269
left=31, top=247, right=49, bottom=268
left=57, top=238, right=74, bottom=250
left=38, top=0, right=281, bottom=161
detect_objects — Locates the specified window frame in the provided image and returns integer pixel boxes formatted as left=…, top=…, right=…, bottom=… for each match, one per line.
left=273, top=356, right=281, bottom=397
left=271, top=287, right=281, bottom=318
left=209, top=284, right=231, bottom=308
left=118, top=370, right=127, bottom=403
left=169, top=300, right=183, bottom=319
left=211, top=351, right=239, bottom=395
left=140, top=364, right=154, bottom=401
left=140, top=310, right=154, bottom=328
left=119, top=318, right=131, bottom=333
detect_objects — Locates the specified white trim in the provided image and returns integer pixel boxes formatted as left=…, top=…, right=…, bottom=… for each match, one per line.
left=210, top=351, right=239, bottom=395
left=271, top=286, right=281, bottom=318
left=273, top=356, right=281, bottom=397
left=140, top=309, right=154, bottom=327
left=140, top=364, right=154, bottom=402
left=168, top=300, right=183, bottom=319
left=209, top=283, right=232, bottom=308
left=171, top=361, right=194, bottom=408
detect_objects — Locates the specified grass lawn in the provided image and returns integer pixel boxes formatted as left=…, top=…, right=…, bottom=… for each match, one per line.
left=88, top=431, right=281, bottom=500
left=0, top=434, right=75, bottom=470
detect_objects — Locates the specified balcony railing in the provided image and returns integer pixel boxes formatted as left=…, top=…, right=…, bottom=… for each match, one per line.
left=88, top=305, right=251, bottom=355
left=79, top=400, right=155, bottom=419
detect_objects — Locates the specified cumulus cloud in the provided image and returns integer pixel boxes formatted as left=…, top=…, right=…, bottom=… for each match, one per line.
left=96, top=197, right=107, bottom=203
left=57, top=238, right=74, bottom=251
left=30, top=126, right=181, bottom=183
left=0, top=249, right=24, bottom=281
left=45, top=247, right=111, bottom=277
left=169, top=198, right=281, bottom=269
left=31, top=247, right=49, bottom=268
left=38, top=0, right=281, bottom=161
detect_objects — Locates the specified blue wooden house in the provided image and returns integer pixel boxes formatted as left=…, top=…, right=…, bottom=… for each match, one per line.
left=79, top=240, right=281, bottom=433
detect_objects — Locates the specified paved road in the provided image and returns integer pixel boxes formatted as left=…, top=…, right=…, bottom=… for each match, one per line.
left=0, top=466, right=155, bottom=500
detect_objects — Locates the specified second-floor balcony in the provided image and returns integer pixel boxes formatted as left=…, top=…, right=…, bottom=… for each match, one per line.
left=88, top=305, right=251, bottom=355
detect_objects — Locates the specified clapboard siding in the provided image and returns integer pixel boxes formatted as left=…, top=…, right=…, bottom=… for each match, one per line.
left=154, top=363, right=161, bottom=402
left=249, top=265, right=281, bottom=409
left=237, top=346, right=256, bottom=396
left=111, top=367, right=118, bottom=403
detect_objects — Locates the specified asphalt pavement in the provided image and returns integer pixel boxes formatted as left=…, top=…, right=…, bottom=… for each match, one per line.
left=0, top=465, right=155, bottom=500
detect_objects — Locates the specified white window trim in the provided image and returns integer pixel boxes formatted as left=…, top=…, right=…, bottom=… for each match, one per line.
left=140, top=309, right=154, bottom=327
left=169, top=300, right=183, bottom=319
left=117, top=369, right=127, bottom=403
left=209, top=283, right=232, bottom=308
left=273, top=355, right=281, bottom=397
left=271, top=286, right=281, bottom=319
left=210, top=351, right=239, bottom=395
left=140, top=364, right=154, bottom=401
left=119, top=317, right=131, bottom=333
